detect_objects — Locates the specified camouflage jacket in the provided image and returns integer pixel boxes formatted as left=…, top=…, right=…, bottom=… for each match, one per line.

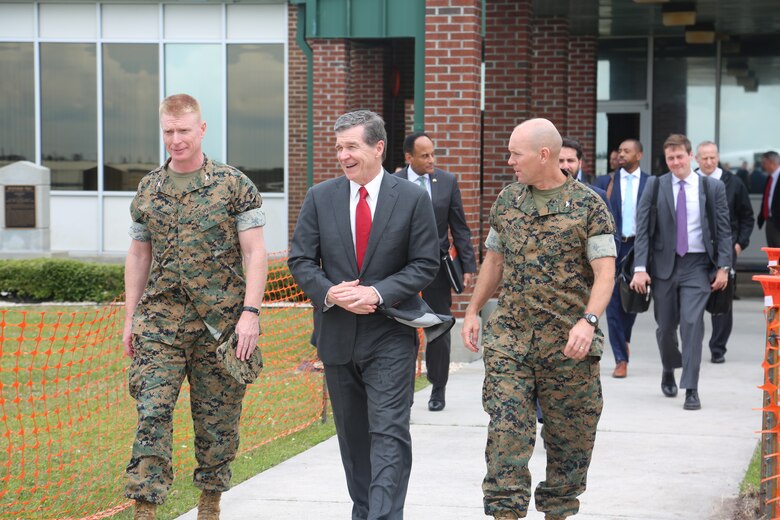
left=128, top=156, right=265, bottom=345
left=483, top=175, right=615, bottom=358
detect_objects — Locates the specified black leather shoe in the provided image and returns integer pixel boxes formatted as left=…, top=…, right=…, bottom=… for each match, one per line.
left=661, top=370, right=678, bottom=398
left=428, top=387, right=445, bottom=412
left=684, top=389, right=701, bottom=410
left=711, top=352, right=725, bottom=364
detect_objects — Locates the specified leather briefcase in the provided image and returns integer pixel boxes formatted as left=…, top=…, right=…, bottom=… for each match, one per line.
left=618, top=247, right=651, bottom=314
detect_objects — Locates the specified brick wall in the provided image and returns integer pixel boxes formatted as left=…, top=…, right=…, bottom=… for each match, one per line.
left=287, top=6, right=308, bottom=242
left=425, top=0, right=483, bottom=315
left=483, top=0, right=533, bottom=250
left=530, top=18, right=569, bottom=129
left=567, top=36, right=598, bottom=176
left=310, top=40, right=349, bottom=185
left=346, top=43, right=385, bottom=115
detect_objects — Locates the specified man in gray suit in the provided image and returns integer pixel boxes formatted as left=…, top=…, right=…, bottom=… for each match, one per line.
left=630, top=134, right=731, bottom=411
left=395, top=132, right=476, bottom=411
left=288, top=110, right=440, bottom=520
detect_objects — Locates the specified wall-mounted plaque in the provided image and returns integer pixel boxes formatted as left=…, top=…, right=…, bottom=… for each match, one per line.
left=5, top=185, right=36, bottom=228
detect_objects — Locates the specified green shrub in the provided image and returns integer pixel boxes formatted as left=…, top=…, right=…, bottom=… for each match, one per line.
left=0, top=257, right=309, bottom=304
left=0, top=258, right=124, bottom=302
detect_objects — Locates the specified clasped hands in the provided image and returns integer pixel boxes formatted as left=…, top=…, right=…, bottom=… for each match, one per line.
left=327, top=279, right=379, bottom=314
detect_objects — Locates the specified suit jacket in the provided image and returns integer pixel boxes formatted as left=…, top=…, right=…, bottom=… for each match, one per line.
left=595, top=169, right=650, bottom=237
left=697, top=169, right=754, bottom=250
left=288, top=171, right=440, bottom=364
left=579, top=171, right=596, bottom=185
left=757, top=173, right=780, bottom=228
left=394, top=166, right=477, bottom=274
left=633, top=173, right=732, bottom=281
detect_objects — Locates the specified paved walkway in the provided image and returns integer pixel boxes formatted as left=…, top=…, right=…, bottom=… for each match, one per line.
left=177, top=297, right=766, bottom=519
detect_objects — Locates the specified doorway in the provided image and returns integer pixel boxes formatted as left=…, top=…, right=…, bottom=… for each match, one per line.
left=596, top=102, right=651, bottom=176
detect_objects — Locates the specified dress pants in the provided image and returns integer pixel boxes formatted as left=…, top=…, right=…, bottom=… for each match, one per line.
left=767, top=220, right=780, bottom=248
left=421, top=267, right=453, bottom=389
left=606, top=239, right=637, bottom=364
left=324, top=317, right=416, bottom=520
left=652, top=253, right=711, bottom=390
left=709, top=248, right=735, bottom=357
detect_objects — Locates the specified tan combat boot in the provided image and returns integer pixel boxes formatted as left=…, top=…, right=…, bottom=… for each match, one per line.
left=133, top=500, right=157, bottom=520
left=197, top=490, right=221, bottom=520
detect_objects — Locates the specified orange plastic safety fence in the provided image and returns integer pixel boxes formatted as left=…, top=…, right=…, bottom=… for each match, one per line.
left=756, top=271, right=780, bottom=520
left=0, top=252, right=324, bottom=520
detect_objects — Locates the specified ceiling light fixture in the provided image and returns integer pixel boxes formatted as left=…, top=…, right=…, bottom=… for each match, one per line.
left=662, top=2, right=697, bottom=26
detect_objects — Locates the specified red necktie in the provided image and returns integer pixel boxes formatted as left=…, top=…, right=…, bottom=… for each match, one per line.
left=355, top=186, right=372, bottom=271
left=763, top=177, right=772, bottom=220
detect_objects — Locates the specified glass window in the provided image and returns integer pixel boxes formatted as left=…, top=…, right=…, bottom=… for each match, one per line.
left=597, top=38, right=647, bottom=101
left=164, top=5, right=222, bottom=40
left=0, top=4, right=34, bottom=39
left=165, top=44, right=223, bottom=162
left=39, top=3, right=96, bottom=39
left=227, top=4, right=286, bottom=41
left=0, top=43, right=35, bottom=169
left=719, top=39, right=780, bottom=193
left=102, top=4, right=159, bottom=40
left=41, top=43, right=98, bottom=190
left=103, top=44, right=159, bottom=192
left=227, top=44, right=284, bottom=192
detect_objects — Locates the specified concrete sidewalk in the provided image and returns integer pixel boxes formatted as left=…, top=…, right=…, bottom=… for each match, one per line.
left=177, top=297, right=766, bottom=519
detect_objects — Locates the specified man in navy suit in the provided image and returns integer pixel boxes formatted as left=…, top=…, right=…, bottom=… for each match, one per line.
left=394, top=132, right=476, bottom=411
left=289, top=110, right=440, bottom=519
left=695, top=141, right=754, bottom=363
left=595, top=139, right=649, bottom=378
left=630, top=134, right=731, bottom=411
left=758, top=151, right=780, bottom=247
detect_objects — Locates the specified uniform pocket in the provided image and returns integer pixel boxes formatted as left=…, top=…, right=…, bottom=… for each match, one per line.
left=128, top=336, right=144, bottom=400
left=198, top=204, right=229, bottom=231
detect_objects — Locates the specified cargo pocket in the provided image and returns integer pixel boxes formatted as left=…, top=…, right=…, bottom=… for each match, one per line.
left=128, top=336, right=144, bottom=400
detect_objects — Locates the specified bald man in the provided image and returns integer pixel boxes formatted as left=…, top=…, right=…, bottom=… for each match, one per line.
left=462, top=119, right=616, bottom=520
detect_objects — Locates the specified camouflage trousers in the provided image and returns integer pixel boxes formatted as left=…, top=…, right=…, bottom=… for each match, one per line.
left=482, top=345, right=602, bottom=518
left=125, top=308, right=246, bottom=504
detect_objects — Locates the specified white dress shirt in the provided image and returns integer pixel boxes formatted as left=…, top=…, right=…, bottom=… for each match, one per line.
left=620, top=167, right=641, bottom=231
left=407, top=166, right=432, bottom=198
left=676, top=172, right=705, bottom=253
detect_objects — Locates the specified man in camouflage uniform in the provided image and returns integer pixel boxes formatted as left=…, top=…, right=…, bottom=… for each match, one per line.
left=462, top=119, right=616, bottom=520
left=122, top=94, right=267, bottom=520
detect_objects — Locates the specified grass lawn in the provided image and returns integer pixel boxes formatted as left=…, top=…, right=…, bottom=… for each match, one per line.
left=0, top=304, right=323, bottom=519
left=0, top=304, right=431, bottom=519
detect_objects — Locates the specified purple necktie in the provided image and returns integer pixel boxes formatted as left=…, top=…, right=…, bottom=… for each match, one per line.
left=676, top=180, right=688, bottom=256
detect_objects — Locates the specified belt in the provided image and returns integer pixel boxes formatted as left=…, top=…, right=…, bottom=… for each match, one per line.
left=620, top=236, right=635, bottom=243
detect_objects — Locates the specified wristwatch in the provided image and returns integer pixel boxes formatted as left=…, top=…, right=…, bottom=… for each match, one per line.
left=719, top=266, right=730, bottom=272
left=583, top=313, right=598, bottom=327
left=242, top=306, right=260, bottom=315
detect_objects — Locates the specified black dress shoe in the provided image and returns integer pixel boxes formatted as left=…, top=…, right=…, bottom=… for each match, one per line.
left=684, top=389, right=701, bottom=410
left=711, top=353, right=725, bottom=364
left=428, top=387, right=445, bottom=412
left=661, top=370, right=678, bottom=398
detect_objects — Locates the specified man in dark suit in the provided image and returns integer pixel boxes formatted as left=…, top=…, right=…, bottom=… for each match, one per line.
left=595, top=138, right=649, bottom=378
left=695, top=141, right=754, bottom=363
left=630, top=134, right=731, bottom=411
left=288, top=110, right=440, bottom=520
left=394, top=132, right=476, bottom=411
left=757, top=151, right=780, bottom=247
